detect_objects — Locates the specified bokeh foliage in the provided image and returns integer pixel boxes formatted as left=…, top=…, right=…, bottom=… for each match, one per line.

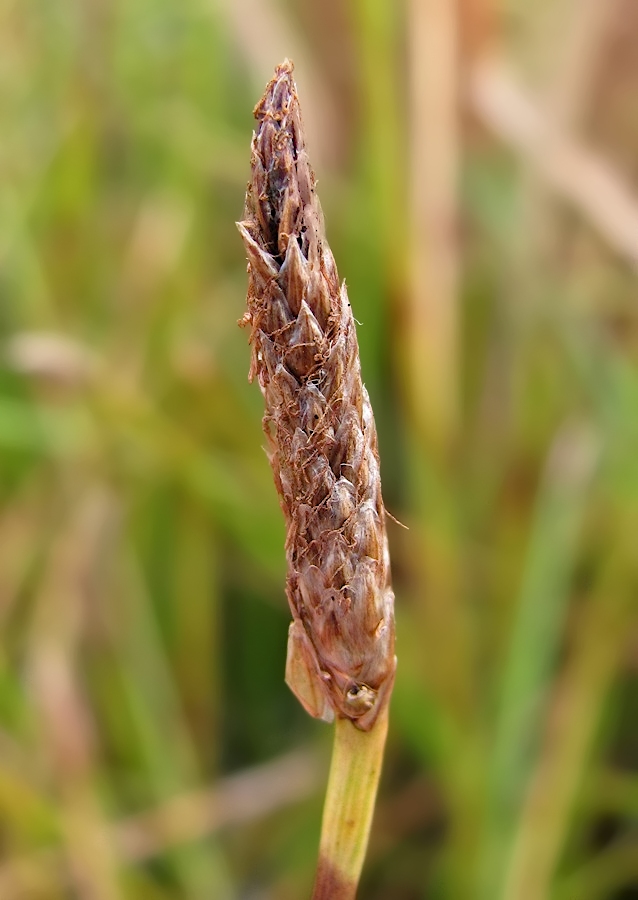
left=1, top=1, right=637, bottom=898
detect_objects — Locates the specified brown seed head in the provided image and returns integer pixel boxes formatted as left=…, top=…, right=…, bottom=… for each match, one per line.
left=238, top=60, right=395, bottom=731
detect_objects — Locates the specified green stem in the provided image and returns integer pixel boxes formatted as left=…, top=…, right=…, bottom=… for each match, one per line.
left=312, top=711, right=389, bottom=900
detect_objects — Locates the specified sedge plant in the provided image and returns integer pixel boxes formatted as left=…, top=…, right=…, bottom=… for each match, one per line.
left=238, top=60, right=396, bottom=899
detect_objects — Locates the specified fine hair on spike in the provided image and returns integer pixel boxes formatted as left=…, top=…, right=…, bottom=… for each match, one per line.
left=238, top=59, right=396, bottom=732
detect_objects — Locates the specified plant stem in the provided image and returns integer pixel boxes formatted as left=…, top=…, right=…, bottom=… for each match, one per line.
left=312, top=711, right=389, bottom=900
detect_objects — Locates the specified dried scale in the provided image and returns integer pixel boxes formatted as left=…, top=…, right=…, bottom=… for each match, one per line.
left=238, top=60, right=395, bottom=732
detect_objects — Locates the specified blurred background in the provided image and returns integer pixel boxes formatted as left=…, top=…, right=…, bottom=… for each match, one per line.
left=1, top=0, right=638, bottom=898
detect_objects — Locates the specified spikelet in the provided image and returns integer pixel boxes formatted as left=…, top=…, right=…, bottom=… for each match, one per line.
left=238, top=60, right=395, bottom=731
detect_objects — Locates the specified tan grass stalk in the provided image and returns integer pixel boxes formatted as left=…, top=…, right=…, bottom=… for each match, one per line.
left=216, top=0, right=336, bottom=168
left=0, top=748, right=320, bottom=895
left=28, top=491, right=121, bottom=900
left=470, top=57, right=638, bottom=270
left=407, top=0, right=460, bottom=447
left=520, top=0, right=619, bottom=271
left=238, top=60, right=396, bottom=896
